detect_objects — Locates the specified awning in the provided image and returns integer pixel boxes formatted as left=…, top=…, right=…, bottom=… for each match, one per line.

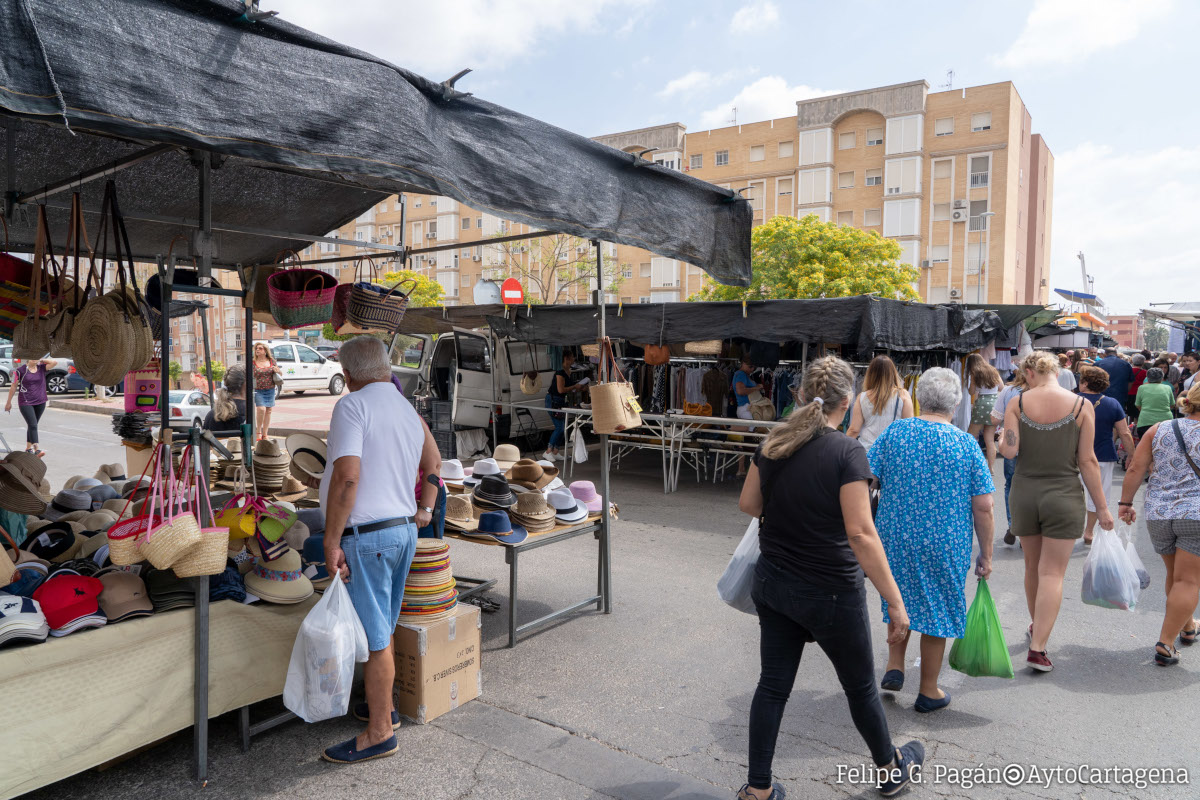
left=0, top=0, right=750, bottom=283
left=1142, top=303, right=1200, bottom=324
left=486, top=297, right=1005, bottom=354
left=1054, top=288, right=1105, bottom=308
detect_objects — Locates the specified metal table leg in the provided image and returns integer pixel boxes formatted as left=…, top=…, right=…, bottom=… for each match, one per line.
left=506, top=547, right=518, bottom=648
left=193, top=574, right=209, bottom=781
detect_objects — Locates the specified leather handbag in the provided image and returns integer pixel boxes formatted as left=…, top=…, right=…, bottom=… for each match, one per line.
left=643, top=344, right=670, bottom=366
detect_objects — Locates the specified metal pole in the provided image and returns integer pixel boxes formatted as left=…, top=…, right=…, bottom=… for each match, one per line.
left=594, top=240, right=612, bottom=614
left=197, top=151, right=212, bottom=284
left=199, top=305, right=215, bottom=404
left=243, top=267, right=256, bottom=461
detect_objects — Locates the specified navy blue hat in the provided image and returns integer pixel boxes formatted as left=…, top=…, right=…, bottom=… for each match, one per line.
left=209, top=566, right=246, bottom=603
left=472, top=511, right=528, bottom=545
left=86, top=484, right=120, bottom=510
left=301, top=535, right=329, bottom=582
left=5, top=567, right=48, bottom=598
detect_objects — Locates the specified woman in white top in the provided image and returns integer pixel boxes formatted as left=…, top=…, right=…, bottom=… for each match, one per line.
left=848, top=355, right=913, bottom=450
left=966, top=353, right=1003, bottom=464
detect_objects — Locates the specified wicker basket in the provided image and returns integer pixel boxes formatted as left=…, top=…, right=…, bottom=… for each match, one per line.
left=347, top=279, right=414, bottom=333
left=106, top=514, right=156, bottom=565
left=141, top=511, right=202, bottom=570
left=591, top=338, right=642, bottom=434
left=173, top=526, right=229, bottom=577
left=71, top=294, right=138, bottom=386
left=684, top=340, right=723, bottom=356
left=581, top=344, right=600, bottom=358
left=268, top=268, right=337, bottom=329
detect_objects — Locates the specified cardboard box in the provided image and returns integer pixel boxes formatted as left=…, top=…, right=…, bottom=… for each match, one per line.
left=392, top=603, right=481, bottom=724
left=124, top=442, right=154, bottom=480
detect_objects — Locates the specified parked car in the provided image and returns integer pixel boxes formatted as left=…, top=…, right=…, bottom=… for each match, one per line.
left=267, top=340, right=345, bottom=395
left=314, top=345, right=340, bottom=362
left=66, top=361, right=124, bottom=394
left=0, top=343, right=11, bottom=387
left=168, top=389, right=210, bottom=427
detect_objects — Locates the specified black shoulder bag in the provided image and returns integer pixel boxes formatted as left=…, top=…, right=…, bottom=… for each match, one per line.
left=1172, top=420, right=1200, bottom=483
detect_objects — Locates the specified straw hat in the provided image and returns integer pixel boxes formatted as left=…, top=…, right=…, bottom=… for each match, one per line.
left=62, top=475, right=85, bottom=492
left=0, top=452, right=49, bottom=515
left=73, top=478, right=103, bottom=492
left=443, top=495, right=479, bottom=533
left=273, top=476, right=308, bottom=503
left=286, top=433, right=327, bottom=490
left=464, top=458, right=500, bottom=487
left=506, top=459, right=556, bottom=491
left=397, top=539, right=458, bottom=623
left=80, top=510, right=118, bottom=532
left=491, top=443, right=521, bottom=471
left=244, top=548, right=314, bottom=604
left=102, top=498, right=131, bottom=518
left=92, top=464, right=127, bottom=485
left=509, top=492, right=557, bottom=533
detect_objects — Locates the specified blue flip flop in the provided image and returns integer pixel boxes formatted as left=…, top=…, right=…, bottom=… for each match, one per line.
left=352, top=702, right=401, bottom=730
left=914, top=691, right=951, bottom=713
left=321, top=734, right=399, bottom=764
left=880, top=669, right=904, bottom=692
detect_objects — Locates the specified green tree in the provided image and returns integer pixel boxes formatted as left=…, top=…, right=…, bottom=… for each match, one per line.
left=490, top=233, right=626, bottom=304
left=691, top=214, right=921, bottom=302
left=321, top=270, right=443, bottom=342
left=168, top=360, right=182, bottom=386
left=198, top=360, right=226, bottom=383
left=1144, top=319, right=1168, bottom=351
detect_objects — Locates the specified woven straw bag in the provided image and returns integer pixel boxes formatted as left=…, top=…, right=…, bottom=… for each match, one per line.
left=12, top=206, right=56, bottom=359
left=347, top=259, right=415, bottom=333
left=591, top=337, right=642, bottom=434
left=331, top=257, right=376, bottom=335
left=267, top=250, right=337, bottom=329
left=684, top=340, right=723, bottom=356
left=248, top=251, right=291, bottom=326
left=139, top=449, right=201, bottom=570
left=47, top=193, right=91, bottom=358
left=173, top=448, right=228, bottom=577
left=106, top=443, right=168, bottom=565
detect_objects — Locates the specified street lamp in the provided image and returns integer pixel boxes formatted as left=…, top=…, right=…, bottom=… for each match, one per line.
left=976, top=211, right=996, bottom=303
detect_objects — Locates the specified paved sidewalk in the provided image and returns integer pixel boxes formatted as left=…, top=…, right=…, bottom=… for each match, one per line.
left=49, top=391, right=340, bottom=435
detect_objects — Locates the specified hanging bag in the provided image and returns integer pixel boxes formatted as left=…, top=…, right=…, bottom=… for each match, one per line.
left=347, top=264, right=415, bottom=333
left=172, top=446, right=230, bottom=578
left=12, top=205, right=56, bottom=359
left=266, top=250, right=337, bottom=329
left=948, top=579, right=1015, bottom=678
left=283, top=575, right=369, bottom=723
left=107, top=443, right=167, bottom=565
left=46, top=193, right=90, bottom=358
left=1081, top=525, right=1142, bottom=610
left=591, top=337, right=642, bottom=434
left=139, top=446, right=203, bottom=570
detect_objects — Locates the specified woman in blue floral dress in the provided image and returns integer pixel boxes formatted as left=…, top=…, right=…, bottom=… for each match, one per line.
left=868, top=367, right=996, bottom=713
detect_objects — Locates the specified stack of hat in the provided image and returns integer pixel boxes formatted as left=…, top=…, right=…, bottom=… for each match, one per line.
left=40, top=489, right=92, bottom=521
left=79, top=510, right=119, bottom=535
left=0, top=452, right=48, bottom=515
left=244, top=548, right=314, bottom=604
left=286, top=433, right=327, bottom=491
left=6, top=562, right=49, bottom=598
left=51, top=558, right=102, bottom=577
left=0, top=594, right=49, bottom=647
left=252, top=439, right=291, bottom=492
left=492, top=444, right=522, bottom=472
left=548, top=487, right=588, bottom=525
left=24, top=521, right=87, bottom=563
left=509, top=492, right=557, bottom=534
left=144, top=569, right=198, bottom=613
left=301, top=535, right=332, bottom=593
left=442, top=495, right=478, bottom=534
left=463, top=458, right=500, bottom=488
left=442, top=459, right=468, bottom=492
left=569, top=481, right=604, bottom=516
left=397, top=539, right=458, bottom=624
left=112, top=412, right=154, bottom=446
left=506, top=459, right=558, bottom=492
left=463, top=511, right=528, bottom=545
left=274, top=476, right=308, bottom=504
left=92, top=463, right=127, bottom=486
left=98, top=570, right=154, bottom=622
left=209, top=566, right=247, bottom=603
left=472, top=475, right=517, bottom=511
left=211, top=438, right=243, bottom=485
left=33, top=573, right=106, bottom=637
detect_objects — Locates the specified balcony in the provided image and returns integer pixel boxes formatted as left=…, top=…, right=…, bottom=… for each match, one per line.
left=970, top=172, right=989, bottom=188
left=968, top=216, right=989, bottom=232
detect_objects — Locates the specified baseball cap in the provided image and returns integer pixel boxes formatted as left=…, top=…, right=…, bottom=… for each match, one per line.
left=0, top=593, right=49, bottom=647
left=32, top=574, right=104, bottom=632
left=98, top=571, right=154, bottom=622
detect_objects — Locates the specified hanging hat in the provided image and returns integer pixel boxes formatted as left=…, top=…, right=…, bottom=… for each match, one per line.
left=509, top=491, right=557, bottom=533
left=93, top=464, right=127, bottom=485
left=443, top=495, right=479, bottom=533
left=273, top=476, right=308, bottom=503
left=286, top=433, right=327, bottom=489
left=86, top=484, right=120, bottom=511
left=40, top=489, right=94, bottom=521
left=33, top=574, right=105, bottom=635
left=98, top=571, right=154, bottom=622
left=548, top=487, right=588, bottom=524
left=569, top=481, right=604, bottom=514
left=0, top=452, right=49, bottom=515
left=468, top=511, right=528, bottom=545
left=472, top=475, right=517, bottom=510
left=506, top=459, right=556, bottom=491
left=441, top=459, right=467, bottom=487
left=245, top=548, right=314, bottom=604
left=72, top=477, right=103, bottom=492
left=520, top=372, right=541, bottom=396
left=491, top=443, right=522, bottom=471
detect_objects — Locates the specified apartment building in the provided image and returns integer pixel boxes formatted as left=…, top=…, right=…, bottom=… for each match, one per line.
left=1107, top=315, right=1145, bottom=350
left=164, top=294, right=254, bottom=374
left=311, top=78, right=1052, bottom=310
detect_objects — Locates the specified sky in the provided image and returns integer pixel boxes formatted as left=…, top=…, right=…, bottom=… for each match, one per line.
left=279, top=0, right=1198, bottom=316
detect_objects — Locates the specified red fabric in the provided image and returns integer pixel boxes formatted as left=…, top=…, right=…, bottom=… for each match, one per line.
left=1129, top=367, right=1147, bottom=396
left=32, top=574, right=103, bottom=629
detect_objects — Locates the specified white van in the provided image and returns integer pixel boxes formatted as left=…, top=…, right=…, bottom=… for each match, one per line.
left=389, top=330, right=556, bottom=438
left=266, top=340, right=346, bottom=396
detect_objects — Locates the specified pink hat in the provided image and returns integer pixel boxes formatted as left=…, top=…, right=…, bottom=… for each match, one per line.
left=568, top=480, right=602, bottom=514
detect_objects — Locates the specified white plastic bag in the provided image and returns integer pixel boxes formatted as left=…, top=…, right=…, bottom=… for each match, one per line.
left=717, top=518, right=760, bottom=615
left=1121, top=525, right=1152, bottom=590
left=573, top=430, right=588, bottom=463
left=1081, top=525, right=1142, bottom=611
left=283, top=575, right=369, bottom=723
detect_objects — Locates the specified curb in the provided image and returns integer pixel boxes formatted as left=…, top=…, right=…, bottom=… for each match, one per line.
left=50, top=401, right=330, bottom=437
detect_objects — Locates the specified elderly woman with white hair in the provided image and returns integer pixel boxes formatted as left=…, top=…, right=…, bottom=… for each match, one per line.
left=867, top=367, right=995, bottom=712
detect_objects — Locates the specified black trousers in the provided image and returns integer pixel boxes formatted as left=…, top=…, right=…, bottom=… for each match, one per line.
left=19, top=403, right=45, bottom=445
left=748, top=556, right=894, bottom=789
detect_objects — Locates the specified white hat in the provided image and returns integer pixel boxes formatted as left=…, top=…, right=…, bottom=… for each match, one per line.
left=547, top=487, right=588, bottom=523
left=471, top=458, right=500, bottom=477
left=441, top=459, right=466, bottom=486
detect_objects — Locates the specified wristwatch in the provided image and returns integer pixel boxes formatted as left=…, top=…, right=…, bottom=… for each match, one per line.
left=421, top=506, right=434, bottom=515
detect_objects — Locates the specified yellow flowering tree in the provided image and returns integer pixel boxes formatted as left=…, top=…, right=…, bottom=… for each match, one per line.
left=692, top=214, right=921, bottom=301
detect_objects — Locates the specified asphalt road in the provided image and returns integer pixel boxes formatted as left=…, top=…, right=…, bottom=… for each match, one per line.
left=9, top=411, right=1195, bottom=800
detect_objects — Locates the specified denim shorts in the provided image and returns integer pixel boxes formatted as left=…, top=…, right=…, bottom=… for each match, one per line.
left=343, top=522, right=418, bottom=651
left=253, top=388, right=276, bottom=408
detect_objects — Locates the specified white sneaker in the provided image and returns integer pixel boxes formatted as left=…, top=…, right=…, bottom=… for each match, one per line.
left=542, top=451, right=559, bottom=462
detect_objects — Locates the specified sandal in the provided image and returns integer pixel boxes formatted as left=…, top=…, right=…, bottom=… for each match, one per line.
left=1180, top=624, right=1198, bottom=648
left=1155, top=642, right=1180, bottom=667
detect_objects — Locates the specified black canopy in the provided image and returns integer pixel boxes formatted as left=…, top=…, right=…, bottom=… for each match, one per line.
left=0, top=0, right=750, bottom=283
left=487, top=297, right=1005, bottom=354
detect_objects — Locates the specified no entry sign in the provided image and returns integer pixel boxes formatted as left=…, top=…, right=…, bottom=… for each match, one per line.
left=501, top=278, right=525, bottom=305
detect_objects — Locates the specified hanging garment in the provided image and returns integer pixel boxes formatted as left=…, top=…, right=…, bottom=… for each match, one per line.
left=651, top=364, right=667, bottom=414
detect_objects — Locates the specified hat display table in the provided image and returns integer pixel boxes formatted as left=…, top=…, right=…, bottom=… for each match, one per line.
left=445, top=516, right=609, bottom=649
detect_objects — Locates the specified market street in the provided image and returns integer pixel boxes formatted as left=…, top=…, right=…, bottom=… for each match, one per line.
left=15, top=410, right=1193, bottom=800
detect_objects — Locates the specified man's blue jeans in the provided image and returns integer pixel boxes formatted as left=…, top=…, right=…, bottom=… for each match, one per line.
left=1003, top=457, right=1016, bottom=525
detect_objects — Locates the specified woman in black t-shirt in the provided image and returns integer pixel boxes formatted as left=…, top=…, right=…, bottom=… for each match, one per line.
left=734, top=356, right=922, bottom=800
left=542, top=351, right=586, bottom=462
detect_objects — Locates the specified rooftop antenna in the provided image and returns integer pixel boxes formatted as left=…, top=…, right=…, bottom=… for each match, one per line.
left=940, top=69, right=954, bottom=90
left=729, top=107, right=737, bottom=126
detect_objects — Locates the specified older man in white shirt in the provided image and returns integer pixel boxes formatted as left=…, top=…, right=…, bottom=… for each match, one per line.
left=320, top=336, right=441, bottom=765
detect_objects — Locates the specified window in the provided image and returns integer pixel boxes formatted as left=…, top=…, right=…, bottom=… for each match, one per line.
left=650, top=291, right=678, bottom=303
left=777, top=177, right=793, bottom=196
left=505, top=342, right=552, bottom=375
left=864, top=208, right=881, bottom=226
left=866, top=127, right=883, bottom=146
left=638, top=297, right=651, bottom=304
left=885, top=157, right=921, bottom=195
left=933, top=159, right=952, bottom=180
left=836, top=210, right=853, bottom=226
left=620, top=297, right=632, bottom=304
left=745, top=181, right=764, bottom=212
left=389, top=335, right=425, bottom=367
left=457, top=334, right=490, bottom=372
left=971, top=112, right=992, bottom=132
left=414, top=198, right=421, bottom=207
left=778, top=141, right=793, bottom=158
left=883, top=198, right=920, bottom=237
left=838, top=171, right=854, bottom=189
left=885, top=115, right=921, bottom=155
left=715, top=150, right=729, bottom=166
left=650, top=257, right=679, bottom=288
left=749, top=145, right=765, bottom=162
left=412, top=221, right=423, bottom=241
left=970, top=155, right=989, bottom=187
left=272, top=345, right=295, bottom=363
left=621, top=265, right=633, bottom=279
left=298, top=346, right=322, bottom=364
left=798, top=169, right=830, bottom=204
left=639, top=262, right=651, bottom=278
left=799, top=129, right=830, bottom=166
left=690, top=154, right=703, bottom=169
left=838, top=131, right=856, bottom=150
left=865, top=168, right=882, bottom=186
left=968, top=199, right=989, bottom=231
left=934, top=117, right=954, bottom=136
left=933, top=202, right=951, bottom=221
left=427, top=221, right=437, bottom=237
left=461, top=217, right=470, bottom=230
left=931, top=244, right=950, bottom=262
left=437, top=271, right=460, bottom=297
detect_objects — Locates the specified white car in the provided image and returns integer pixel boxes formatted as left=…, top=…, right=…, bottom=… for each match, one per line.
left=169, top=389, right=211, bottom=428
left=267, top=340, right=346, bottom=396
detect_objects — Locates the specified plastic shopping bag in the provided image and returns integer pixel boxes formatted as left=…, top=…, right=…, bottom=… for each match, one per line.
left=573, top=430, right=588, bottom=464
left=1081, top=526, right=1142, bottom=611
left=283, top=575, right=369, bottom=723
left=1121, top=525, right=1152, bottom=590
left=948, top=579, right=1014, bottom=679
left=717, top=518, right=760, bottom=616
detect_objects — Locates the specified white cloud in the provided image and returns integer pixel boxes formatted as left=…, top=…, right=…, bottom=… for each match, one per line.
left=278, top=0, right=645, bottom=76
left=729, top=1, right=779, bottom=34
left=1048, top=142, right=1200, bottom=314
left=659, top=70, right=712, bottom=97
left=694, top=76, right=839, bottom=129
left=994, top=0, right=1173, bottom=69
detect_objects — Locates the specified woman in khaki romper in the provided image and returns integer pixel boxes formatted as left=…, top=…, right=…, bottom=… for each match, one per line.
left=1000, top=351, right=1114, bottom=673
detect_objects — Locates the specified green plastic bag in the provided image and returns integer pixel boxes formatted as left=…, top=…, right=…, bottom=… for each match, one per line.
left=948, top=579, right=1014, bottom=679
